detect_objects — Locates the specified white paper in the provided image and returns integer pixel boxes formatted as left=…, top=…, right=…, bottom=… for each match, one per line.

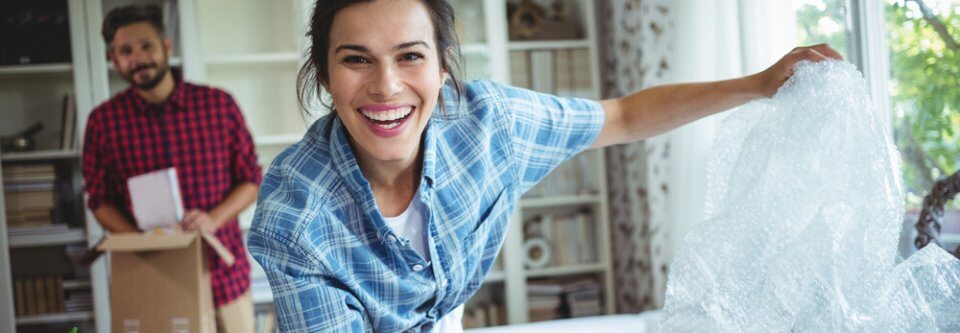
left=127, top=167, right=184, bottom=230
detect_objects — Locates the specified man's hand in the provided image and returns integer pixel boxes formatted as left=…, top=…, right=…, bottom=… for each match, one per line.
left=182, top=209, right=220, bottom=233
left=753, top=43, right=844, bottom=97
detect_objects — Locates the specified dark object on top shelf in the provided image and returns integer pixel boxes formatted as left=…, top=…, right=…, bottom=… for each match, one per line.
left=508, top=0, right=583, bottom=41
left=1, top=122, right=44, bottom=152
left=0, top=0, right=72, bottom=65
left=915, top=169, right=960, bottom=258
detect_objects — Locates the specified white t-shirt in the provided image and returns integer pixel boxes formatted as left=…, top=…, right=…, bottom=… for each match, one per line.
left=382, top=192, right=464, bottom=333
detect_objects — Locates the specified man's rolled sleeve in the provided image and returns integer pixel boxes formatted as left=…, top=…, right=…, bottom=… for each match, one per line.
left=225, top=99, right=263, bottom=186
left=81, top=111, right=116, bottom=210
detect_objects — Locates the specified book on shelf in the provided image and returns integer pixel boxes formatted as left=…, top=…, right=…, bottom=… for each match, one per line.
left=526, top=277, right=603, bottom=320
left=527, top=279, right=563, bottom=322
left=4, top=188, right=55, bottom=211
left=3, top=164, right=56, bottom=180
left=561, top=278, right=602, bottom=318
left=63, top=289, right=93, bottom=312
left=13, top=276, right=65, bottom=317
left=60, top=93, right=77, bottom=150
left=3, top=161, right=83, bottom=229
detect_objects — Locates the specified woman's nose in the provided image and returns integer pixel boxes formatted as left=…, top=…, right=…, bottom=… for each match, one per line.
left=368, top=65, right=403, bottom=98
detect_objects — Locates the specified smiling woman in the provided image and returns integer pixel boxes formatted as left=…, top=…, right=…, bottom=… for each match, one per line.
left=246, top=0, right=841, bottom=332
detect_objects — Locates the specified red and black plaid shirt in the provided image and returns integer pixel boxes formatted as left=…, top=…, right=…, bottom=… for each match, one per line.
left=82, top=70, right=262, bottom=307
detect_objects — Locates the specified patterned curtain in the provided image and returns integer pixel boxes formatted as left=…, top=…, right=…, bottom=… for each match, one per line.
left=597, top=0, right=674, bottom=313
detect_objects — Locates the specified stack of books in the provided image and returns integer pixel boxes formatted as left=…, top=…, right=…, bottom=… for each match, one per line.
left=562, top=279, right=603, bottom=318
left=13, top=276, right=65, bottom=316
left=3, top=164, right=57, bottom=232
left=527, top=278, right=604, bottom=322
left=527, top=280, right=563, bottom=322
left=61, top=278, right=93, bottom=314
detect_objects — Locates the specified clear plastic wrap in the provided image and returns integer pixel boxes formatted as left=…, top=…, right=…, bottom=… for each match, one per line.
left=661, top=61, right=960, bottom=332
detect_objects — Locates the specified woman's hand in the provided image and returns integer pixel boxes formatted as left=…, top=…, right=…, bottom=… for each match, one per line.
left=752, top=43, right=844, bottom=98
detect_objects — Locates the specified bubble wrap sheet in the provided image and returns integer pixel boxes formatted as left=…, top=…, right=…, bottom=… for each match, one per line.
left=661, top=61, right=960, bottom=332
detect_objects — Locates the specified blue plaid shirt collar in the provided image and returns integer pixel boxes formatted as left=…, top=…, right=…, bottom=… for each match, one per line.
left=328, top=115, right=439, bottom=240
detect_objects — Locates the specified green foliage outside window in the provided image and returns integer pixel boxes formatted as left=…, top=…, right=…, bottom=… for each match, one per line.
left=796, top=0, right=960, bottom=209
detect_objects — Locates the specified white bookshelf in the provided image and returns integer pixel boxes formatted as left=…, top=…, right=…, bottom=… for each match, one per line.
left=16, top=311, right=93, bottom=325
left=1, top=150, right=81, bottom=162
left=0, top=0, right=105, bottom=331
left=189, top=5, right=314, bottom=327
left=8, top=229, right=87, bottom=249
left=455, top=0, right=614, bottom=328
left=0, top=64, right=74, bottom=75
left=507, top=39, right=593, bottom=51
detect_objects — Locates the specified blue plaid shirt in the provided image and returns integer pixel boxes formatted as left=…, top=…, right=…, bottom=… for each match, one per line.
left=248, top=80, right=604, bottom=332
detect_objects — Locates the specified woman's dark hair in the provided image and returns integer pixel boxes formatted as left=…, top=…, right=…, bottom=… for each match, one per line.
left=297, top=0, right=464, bottom=117
left=101, top=4, right=165, bottom=45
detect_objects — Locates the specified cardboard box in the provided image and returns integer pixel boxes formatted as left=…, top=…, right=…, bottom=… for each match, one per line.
left=97, top=231, right=234, bottom=333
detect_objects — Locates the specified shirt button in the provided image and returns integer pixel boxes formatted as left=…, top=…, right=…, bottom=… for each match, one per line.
left=440, top=279, right=448, bottom=288
left=412, top=264, right=424, bottom=272
left=386, top=234, right=397, bottom=243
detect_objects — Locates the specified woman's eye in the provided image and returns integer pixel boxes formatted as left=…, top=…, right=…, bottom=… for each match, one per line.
left=343, top=55, right=368, bottom=64
left=401, top=53, right=424, bottom=62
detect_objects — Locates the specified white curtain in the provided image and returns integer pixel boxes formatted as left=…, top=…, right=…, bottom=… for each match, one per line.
left=600, top=0, right=798, bottom=312
left=664, top=0, right=797, bottom=263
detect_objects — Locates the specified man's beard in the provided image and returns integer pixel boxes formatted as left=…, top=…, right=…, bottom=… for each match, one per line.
left=123, top=60, right=170, bottom=90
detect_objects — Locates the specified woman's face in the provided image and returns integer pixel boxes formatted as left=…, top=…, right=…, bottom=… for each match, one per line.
left=326, top=0, right=446, bottom=166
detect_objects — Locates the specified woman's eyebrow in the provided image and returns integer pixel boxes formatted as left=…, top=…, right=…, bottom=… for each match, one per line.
left=334, top=40, right=430, bottom=54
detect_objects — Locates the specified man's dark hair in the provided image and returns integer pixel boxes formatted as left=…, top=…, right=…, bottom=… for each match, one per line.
left=297, top=0, right=464, bottom=116
left=101, top=4, right=165, bottom=45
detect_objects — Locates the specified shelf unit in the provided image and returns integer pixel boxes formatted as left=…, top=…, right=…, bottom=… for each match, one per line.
left=189, top=3, right=313, bottom=325
left=8, top=229, right=87, bottom=249
left=453, top=0, right=613, bottom=328
left=0, top=64, right=74, bottom=75
left=0, top=0, right=105, bottom=332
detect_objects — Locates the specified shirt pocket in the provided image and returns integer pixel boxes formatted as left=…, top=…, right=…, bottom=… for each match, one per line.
left=452, top=187, right=513, bottom=297
left=464, top=186, right=513, bottom=241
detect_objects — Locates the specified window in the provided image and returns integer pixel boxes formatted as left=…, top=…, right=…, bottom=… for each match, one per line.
left=794, top=0, right=960, bottom=210
left=793, top=0, right=852, bottom=59
left=886, top=0, right=960, bottom=209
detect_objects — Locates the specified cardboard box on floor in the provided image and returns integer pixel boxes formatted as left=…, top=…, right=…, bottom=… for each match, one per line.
left=97, top=230, right=235, bottom=333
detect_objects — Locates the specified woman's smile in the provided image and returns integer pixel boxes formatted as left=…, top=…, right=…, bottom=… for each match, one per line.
left=357, top=104, right=417, bottom=137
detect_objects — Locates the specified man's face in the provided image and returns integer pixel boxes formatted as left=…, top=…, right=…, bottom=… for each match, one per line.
left=109, top=21, right=172, bottom=90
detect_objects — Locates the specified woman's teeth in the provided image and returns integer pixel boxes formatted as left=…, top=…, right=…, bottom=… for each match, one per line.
left=360, top=107, right=413, bottom=122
